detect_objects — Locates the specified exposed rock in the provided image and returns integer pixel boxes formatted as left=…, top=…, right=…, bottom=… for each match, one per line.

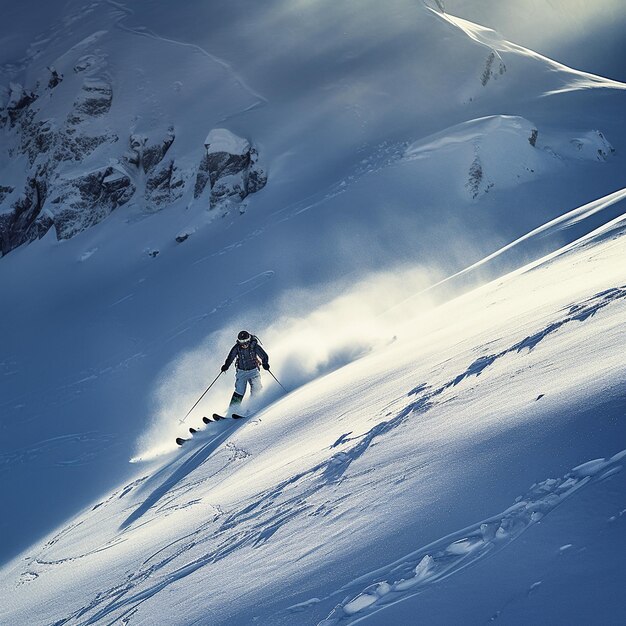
left=125, top=128, right=175, bottom=175
left=123, top=128, right=183, bottom=208
left=195, top=128, right=267, bottom=207
left=47, top=66, right=63, bottom=90
left=194, top=156, right=211, bottom=199
left=146, top=159, right=185, bottom=207
left=0, top=63, right=133, bottom=255
left=50, top=167, right=135, bottom=240
left=175, top=233, right=190, bottom=243
left=17, top=119, right=58, bottom=165
left=529, top=129, right=538, bottom=147
left=142, top=127, right=175, bottom=174
left=569, top=130, right=615, bottom=161
left=210, top=172, right=247, bottom=204
left=0, top=185, right=14, bottom=203
left=247, top=150, right=268, bottom=195
left=50, top=134, right=109, bottom=164
left=0, top=81, right=269, bottom=254
left=481, top=51, right=506, bottom=87
left=465, top=153, right=493, bottom=199
left=0, top=173, right=51, bottom=256
left=6, top=83, right=38, bottom=125
left=69, top=78, right=112, bottom=123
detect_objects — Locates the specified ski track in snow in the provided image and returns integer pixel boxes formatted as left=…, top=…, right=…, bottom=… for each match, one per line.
left=105, top=0, right=268, bottom=113
left=119, top=424, right=241, bottom=530
left=315, top=450, right=626, bottom=625
left=0, top=432, right=119, bottom=470
left=11, top=280, right=625, bottom=624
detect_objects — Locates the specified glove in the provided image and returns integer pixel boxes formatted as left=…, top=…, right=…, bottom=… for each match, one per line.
left=262, top=362, right=270, bottom=370
left=221, top=364, right=229, bottom=372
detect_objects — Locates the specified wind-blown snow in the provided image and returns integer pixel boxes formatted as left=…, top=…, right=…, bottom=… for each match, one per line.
left=1, top=0, right=625, bottom=624
left=1, top=204, right=625, bottom=625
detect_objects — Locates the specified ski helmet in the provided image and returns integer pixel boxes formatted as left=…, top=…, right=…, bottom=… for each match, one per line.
left=237, top=330, right=251, bottom=344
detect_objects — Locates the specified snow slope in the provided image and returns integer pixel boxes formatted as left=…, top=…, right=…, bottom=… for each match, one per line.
left=0, top=196, right=624, bottom=625
left=444, top=0, right=626, bottom=81
left=1, top=1, right=626, bottom=622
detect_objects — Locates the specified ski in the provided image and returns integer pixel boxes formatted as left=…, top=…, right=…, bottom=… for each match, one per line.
left=178, top=413, right=248, bottom=445
left=200, top=412, right=248, bottom=423
left=176, top=426, right=198, bottom=445
left=212, top=412, right=248, bottom=420
left=202, top=413, right=229, bottom=422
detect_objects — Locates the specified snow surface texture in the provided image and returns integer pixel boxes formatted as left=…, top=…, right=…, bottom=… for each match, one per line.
left=0, top=1, right=268, bottom=254
left=1, top=201, right=625, bottom=625
left=1, top=0, right=625, bottom=256
left=204, top=128, right=250, bottom=156
left=1, top=0, right=626, bottom=624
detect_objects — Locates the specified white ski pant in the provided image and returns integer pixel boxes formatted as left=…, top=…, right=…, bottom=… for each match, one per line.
left=235, top=368, right=262, bottom=397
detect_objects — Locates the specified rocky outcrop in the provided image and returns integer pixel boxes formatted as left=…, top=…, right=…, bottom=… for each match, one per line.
left=125, top=129, right=176, bottom=173
left=67, top=77, right=113, bottom=124
left=146, top=159, right=185, bottom=207
left=123, top=127, right=185, bottom=208
left=465, top=154, right=493, bottom=199
left=0, top=76, right=268, bottom=255
left=0, top=68, right=125, bottom=254
left=481, top=51, right=506, bottom=87
left=0, top=185, right=14, bottom=203
left=0, top=171, right=52, bottom=255
left=16, top=118, right=57, bottom=166
left=49, top=167, right=135, bottom=240
left=570, top=130, right=615, bottom=161
left=194, top=128, right=267, bottom=207
left=142, top=130, right=175, bottom=174
left=47, top=66, right=63, bottom=90
left=6, top=83, right=38, bottom=126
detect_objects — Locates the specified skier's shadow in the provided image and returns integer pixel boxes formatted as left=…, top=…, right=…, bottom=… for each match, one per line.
left=119, top=423, right=240, bottom=531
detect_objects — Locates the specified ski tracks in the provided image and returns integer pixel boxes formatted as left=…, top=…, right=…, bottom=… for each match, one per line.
left=10, top=285, right=625, bottom=625
left=314, top=450, right=626, bottom=625
left=0, top=431, right=118, bottom=471
left=105, top=0, right=268, bottom=112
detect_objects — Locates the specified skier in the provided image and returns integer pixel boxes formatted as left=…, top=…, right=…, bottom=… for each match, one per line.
left=221, top=330, right=270, bottom=409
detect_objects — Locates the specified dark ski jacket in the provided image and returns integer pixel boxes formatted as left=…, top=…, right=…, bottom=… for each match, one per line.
left=223, top=337, right=269, bottom=371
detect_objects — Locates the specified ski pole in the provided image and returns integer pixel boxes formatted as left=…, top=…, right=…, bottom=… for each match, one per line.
left=179, top=371, right=223, bottom=424
left=268, top=369, right=288, bottom=394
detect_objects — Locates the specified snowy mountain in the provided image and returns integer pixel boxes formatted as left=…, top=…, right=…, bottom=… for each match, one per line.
left=2, top=0, right=625, bottom=256
left=0, top=1, right=625, bottom=624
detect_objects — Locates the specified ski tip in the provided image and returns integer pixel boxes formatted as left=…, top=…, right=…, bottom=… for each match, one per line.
left=175, top=437, right=186, bottom=446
